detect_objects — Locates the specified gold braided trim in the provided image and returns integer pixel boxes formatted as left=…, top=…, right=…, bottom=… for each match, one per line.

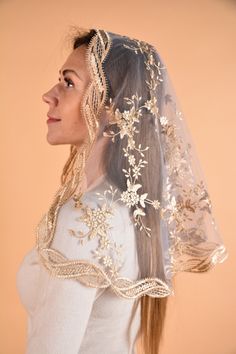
left=37, top=246, right=172, bottom=299
left=81, top=29, right=111, bottom=143
left=36, top=204, right=172, bottom=299
left=37, top=147, right=88, bottom=249
left=36, top=207, right=227, bottom=299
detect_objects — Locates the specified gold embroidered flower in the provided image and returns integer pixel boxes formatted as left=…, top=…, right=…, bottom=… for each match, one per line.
left=120, top=180, right=141, bottom=207
left=120, top=179, right=148, bottom=211
left=159, top=116, right=169, bottom=126
left=115, top=106, right=139, bottom=139
left=108, top=263, right=121, bottom=278
left=132, top=165, right=141, bottom=179
left=144, top=97, right=159, bottom=116
left=128, top=155, right=135, bottom=166
left=120, top=189, right=140, bottom=207
left=152, top=200, right=161, bottom=210
left=99, top=236, right=111, bottom=249
left=77, top=204, right=113, bottom=240
left=102, top=255, right=113, bottom=267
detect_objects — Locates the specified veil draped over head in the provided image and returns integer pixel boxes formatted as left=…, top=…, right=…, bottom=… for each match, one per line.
left=36, top=28, right=228, bottom=299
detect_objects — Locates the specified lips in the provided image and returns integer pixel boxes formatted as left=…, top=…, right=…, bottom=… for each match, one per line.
left=47, top=115, right=61, bottom=123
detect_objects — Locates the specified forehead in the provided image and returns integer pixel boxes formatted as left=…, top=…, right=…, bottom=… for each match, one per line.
left=61, top=45, right=90, bottom=81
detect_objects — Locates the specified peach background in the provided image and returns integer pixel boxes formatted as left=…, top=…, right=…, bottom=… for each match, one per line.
left=1, top=0, right=236, bottom=353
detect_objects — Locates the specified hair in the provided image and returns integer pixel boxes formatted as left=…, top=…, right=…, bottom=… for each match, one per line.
left=62, top=29, right=168, bottom=354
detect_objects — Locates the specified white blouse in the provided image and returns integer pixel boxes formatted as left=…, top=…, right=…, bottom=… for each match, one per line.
left=16, top=178, right=141, bottom=354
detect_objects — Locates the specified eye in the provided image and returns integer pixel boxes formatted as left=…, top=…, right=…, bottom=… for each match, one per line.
left=63, top=77, right=74, bottom=88
left=58, top=76, right=74, bottom=88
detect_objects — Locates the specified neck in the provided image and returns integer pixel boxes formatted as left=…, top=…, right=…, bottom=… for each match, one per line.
left=76, top=136, right=108, bottom=192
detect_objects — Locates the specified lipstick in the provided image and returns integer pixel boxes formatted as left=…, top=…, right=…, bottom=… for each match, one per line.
left=47, top=116, right=61, bottom=124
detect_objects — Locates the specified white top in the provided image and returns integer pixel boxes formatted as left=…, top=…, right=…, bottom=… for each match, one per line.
left=16, top=178, right=141, bottom=354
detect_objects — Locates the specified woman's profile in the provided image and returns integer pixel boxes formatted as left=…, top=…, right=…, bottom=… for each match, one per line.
left=16, top=28, right=228, bottom=354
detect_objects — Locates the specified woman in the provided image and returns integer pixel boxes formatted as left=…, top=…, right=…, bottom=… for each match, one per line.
left=16, top=28, right=228, bottom=354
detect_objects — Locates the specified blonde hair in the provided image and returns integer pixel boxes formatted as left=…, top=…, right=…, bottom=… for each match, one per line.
left=60, top=30, right=169, bottom=354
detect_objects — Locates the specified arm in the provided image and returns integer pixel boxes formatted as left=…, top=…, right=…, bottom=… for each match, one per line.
left=26, top=274, right=99, bottom=354
left=26, top=197, right=105, bottom=354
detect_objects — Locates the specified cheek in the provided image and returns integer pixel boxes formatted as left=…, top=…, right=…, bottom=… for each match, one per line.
left=59, top=89, right=92, bottom=144
left=64, top=98, right=88, bottom=137
left=62, top=94, right=84, bottom=124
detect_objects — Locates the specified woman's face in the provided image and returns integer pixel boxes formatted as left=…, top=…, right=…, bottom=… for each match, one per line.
left=42, top=45, right=91, bottom=148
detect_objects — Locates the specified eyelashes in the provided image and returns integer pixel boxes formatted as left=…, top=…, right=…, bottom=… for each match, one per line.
left=58, top=76, right=74, bottom=88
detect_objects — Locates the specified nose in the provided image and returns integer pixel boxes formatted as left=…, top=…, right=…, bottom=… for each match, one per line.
left=42, top=87, right=58, bottom=106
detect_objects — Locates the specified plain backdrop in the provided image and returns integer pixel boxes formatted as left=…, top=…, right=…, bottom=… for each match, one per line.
left=1, top=0, right=235, bottom=353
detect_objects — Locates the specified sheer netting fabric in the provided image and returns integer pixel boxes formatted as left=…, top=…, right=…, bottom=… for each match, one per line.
left=36, top=28, right=228, bottom=299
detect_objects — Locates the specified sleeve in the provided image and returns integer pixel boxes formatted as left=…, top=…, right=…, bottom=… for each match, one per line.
left=26, top=274, right=101, bottom=354
left=27, top=197, right=106, bottom=354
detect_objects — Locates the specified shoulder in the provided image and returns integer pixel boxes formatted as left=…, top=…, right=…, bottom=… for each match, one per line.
left=50, top=177, right=138, bottom=280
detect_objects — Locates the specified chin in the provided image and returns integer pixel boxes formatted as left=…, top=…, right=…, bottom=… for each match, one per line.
left=46, top=137, right=58, bottom=145
left=47, top=141, right=60, bottom=145
left=46, top=133, right=83, bottom=148
left=46, top=135, right=64, bottom=145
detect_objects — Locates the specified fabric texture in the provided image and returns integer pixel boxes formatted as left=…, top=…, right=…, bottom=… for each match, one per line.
left=16, top=178, right=141, bottom=354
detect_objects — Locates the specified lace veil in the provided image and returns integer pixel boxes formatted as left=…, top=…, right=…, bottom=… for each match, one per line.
left=36, top=28, right=228, bottom=299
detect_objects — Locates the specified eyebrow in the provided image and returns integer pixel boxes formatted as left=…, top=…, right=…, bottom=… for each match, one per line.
left=59, top=69, right=82, bottom=80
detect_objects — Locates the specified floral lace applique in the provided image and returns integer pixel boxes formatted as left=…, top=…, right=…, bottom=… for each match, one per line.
left=68, top=189, right=125, bottom=279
